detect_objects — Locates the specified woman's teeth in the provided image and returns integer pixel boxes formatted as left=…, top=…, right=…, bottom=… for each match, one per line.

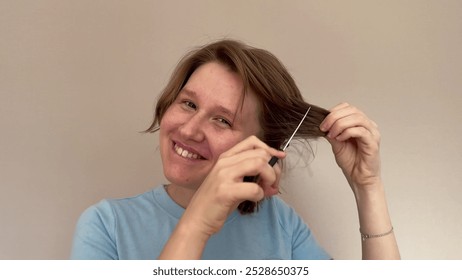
left=174, top=144, right=201, bottom=159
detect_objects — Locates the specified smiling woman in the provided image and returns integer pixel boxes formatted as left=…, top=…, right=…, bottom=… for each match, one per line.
left=70, top=39, right=400, bottom=260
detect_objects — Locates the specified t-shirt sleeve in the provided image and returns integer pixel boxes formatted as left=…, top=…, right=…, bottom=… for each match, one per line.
left=70, top=200, right=118, bottom=260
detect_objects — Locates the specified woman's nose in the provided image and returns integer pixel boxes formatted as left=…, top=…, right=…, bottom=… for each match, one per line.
left=178, top=114, right=205, bottom=142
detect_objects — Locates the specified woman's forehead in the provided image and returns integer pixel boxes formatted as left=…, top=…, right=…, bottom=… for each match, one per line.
left=183, top=63, right=258, bottom=110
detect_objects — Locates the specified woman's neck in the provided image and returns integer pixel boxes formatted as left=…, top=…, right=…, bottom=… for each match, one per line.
left=164, top=184, right=197, bottom=209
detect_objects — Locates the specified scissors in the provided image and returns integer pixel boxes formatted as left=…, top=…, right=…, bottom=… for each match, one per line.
left=243, top=106, right=311, bottom=183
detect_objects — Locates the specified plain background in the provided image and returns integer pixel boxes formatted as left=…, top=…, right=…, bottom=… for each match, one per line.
left=1, top=0, right=461, bottom=259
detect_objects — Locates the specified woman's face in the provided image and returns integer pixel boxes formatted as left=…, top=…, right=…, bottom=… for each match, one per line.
left=159, top=62, right=261, bottom=190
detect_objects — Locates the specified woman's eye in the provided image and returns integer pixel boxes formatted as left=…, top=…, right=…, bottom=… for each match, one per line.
left=216, top=117, right=232, bottom=128
left=182, top=101, right=197, bottom=110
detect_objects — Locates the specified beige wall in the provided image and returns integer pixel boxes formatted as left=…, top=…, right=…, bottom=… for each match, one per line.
left=1, top=0, right=461, bottom=259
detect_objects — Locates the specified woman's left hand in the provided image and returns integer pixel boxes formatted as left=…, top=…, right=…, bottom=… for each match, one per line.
left=320, top=103, right=382, bottom=192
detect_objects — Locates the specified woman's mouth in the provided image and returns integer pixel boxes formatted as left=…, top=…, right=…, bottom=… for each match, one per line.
left=174, top=143, right=204, bottom=160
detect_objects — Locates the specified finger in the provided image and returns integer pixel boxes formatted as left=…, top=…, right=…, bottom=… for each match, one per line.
left=320, top=103, right=356, bottom=132
left=334, top=126, right=380, bottom=151
left=261, top=162, right=281, bottom=197
left=224, top=149, right=282, bottom=198
left=220, top=135, right=285, bottom=159
left=321, top=105, right=378, bottom=139
left=230, top=161, right=280, bottom=203
left=331, top=113, right=380, bottom=143
left=326, top=112, right=374, bottom=139
left=230, top=182, right=265, bottom=203
left=225, top=153, right=279, bottom=184
left=219, top=147, right=285, bottom=174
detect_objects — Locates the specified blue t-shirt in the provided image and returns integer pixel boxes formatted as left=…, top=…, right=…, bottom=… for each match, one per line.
left=71, top=185, right=330, bottom=260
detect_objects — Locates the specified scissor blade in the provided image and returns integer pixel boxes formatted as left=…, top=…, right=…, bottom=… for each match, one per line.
left=281, top=107, right=311, bottom=151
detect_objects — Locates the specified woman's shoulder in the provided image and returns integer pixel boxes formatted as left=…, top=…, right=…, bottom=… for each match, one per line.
left=105, top=186, right=160, bottom=206
left=79, top=185, right=163, bottom=221
left=256, top=195, right=305, bottom=232
left=265, top=195, right=298, bottom=218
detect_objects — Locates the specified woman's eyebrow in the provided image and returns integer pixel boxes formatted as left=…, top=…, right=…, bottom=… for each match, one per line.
left=215, top=105, right=236, bottom=120
left=179, top=87, right=195, bottom=97
left=181, top=87, right=236, bottom=119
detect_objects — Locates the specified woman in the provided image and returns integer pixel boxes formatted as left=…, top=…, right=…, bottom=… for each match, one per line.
left=71, top=39, right=400, bottom=259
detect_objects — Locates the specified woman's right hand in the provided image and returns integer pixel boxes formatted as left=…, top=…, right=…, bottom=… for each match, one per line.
left=181, top=135, right=286, bottom=237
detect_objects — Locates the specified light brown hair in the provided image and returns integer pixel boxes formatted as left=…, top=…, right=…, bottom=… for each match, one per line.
left=146, top=39, right=330, bottom=213
left=146, top=40, right=328, bottom=144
